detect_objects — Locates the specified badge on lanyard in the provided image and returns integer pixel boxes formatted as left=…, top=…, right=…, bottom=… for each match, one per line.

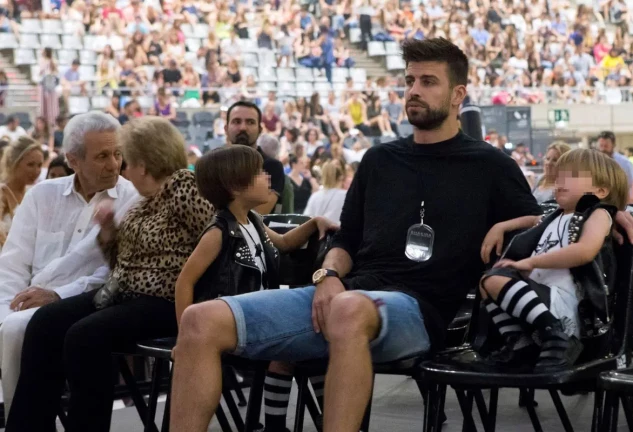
left=405, top=201, right=434, bottom=262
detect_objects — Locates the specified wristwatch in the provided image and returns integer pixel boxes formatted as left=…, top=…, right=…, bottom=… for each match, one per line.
left=312, top=268, right=339, bottom=285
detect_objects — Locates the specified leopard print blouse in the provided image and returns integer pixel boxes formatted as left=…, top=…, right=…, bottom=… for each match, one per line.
left=100, top=169, right=214, bottom=302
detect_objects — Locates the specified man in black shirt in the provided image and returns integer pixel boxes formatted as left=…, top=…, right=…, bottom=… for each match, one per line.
left=169, top=39, right=633, bottom=432
left=225, top=101, right=285, bottom=214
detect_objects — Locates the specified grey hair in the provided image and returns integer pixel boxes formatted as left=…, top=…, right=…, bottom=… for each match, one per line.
left=62, top=111, right=121, bottom=156
left=257, top=134, right=280, bottom=159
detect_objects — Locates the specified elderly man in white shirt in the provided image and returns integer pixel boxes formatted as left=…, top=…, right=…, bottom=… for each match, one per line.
left=0, top=111, right=138, bottom=416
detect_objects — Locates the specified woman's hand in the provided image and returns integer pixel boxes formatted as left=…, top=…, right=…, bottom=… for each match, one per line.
left=481, top=223, right=506, bottom=264
left=94, top=199, right=117, bottom=242
left=314, top=217, right=339, bottom=239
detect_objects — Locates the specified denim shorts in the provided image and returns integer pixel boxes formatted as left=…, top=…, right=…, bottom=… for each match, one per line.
left=220, top=286, right=431, bottom=363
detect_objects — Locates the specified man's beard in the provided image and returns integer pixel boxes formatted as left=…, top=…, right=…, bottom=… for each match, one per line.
left=231, top=131, right=257, bottom=147
left=405, top=97, right=450, bottom=131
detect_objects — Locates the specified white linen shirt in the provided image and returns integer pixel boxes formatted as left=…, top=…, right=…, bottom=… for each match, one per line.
left=0, top=175, right=139, bottom=308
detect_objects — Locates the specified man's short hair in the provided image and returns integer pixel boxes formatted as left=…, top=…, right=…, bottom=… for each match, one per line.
left=258, top=134, right=280, bottom=158
left=6, top=116, right=16, bottom=124
left=195, top=146, right=263, bottom=209
left=226, top=101, right=262, bottom=126
left=401, top=38, right=469, bottom=87
left=598, top=131, right=616, bottom=144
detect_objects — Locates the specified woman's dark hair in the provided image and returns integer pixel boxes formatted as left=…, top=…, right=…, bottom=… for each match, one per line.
left=401, top=38, right=468, bottom=87
left=288, top=153, right=299, bottom=167
left=44, top=47, right=53, bottom=59
left=47, top=154, right=74, bottom=178
left=195, top=146, right=263, bottom=209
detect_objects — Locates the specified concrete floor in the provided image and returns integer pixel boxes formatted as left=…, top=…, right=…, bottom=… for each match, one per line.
left=97, top=374, right=629, bottom=432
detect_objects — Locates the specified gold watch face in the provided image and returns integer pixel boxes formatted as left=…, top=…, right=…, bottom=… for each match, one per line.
left=313, top=269, right=326, bottom=284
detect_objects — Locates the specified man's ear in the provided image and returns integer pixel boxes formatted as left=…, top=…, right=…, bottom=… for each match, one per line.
left=452, top=85, right=467, bottom=107
left=66, top=153, right=78, bottom=171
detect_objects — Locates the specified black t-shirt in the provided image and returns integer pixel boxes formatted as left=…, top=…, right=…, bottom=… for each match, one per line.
left=258, top=147, right=285, bottom=209
left=331, top=132, right=541, bottom=349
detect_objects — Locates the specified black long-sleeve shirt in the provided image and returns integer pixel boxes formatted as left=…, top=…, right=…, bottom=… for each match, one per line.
left=332, top=132, right=542, bottom=348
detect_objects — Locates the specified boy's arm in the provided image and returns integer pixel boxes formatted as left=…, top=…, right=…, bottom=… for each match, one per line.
left=526, top=209, right=612, bottom=269
left=481, top=215, right=542, bottom=263
left=175, top=229, right=222, bottom=325
left=265, top=217, right=338, bottom=253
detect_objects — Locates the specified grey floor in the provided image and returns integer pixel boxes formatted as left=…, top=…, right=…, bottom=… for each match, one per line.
left=95, top=375, right=629, bottom=431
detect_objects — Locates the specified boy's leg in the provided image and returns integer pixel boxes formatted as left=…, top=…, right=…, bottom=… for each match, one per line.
left=170, top=300, right=237, bottom=432
left=264, top=362, right=294, bottom=432
left=481, top=272, right=582, bottom=370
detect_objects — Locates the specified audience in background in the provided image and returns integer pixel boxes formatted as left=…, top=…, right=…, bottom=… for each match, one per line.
left=303, top=160, right=347, bottom=223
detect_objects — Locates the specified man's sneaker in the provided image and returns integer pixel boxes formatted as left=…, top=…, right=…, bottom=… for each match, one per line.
left=534, top=322, right=583, bottom=372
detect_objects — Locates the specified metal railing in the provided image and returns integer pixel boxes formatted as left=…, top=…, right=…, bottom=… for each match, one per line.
left=3, top=84, right=633, bottom=108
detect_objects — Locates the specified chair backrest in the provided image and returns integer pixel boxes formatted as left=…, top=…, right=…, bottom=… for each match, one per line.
left=610, top=239, right=633, bottom=365
left=263, top=214, right=333, bottom=286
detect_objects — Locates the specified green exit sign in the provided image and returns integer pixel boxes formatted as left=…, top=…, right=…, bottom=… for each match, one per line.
left=549, top=109, right=570, bottom=123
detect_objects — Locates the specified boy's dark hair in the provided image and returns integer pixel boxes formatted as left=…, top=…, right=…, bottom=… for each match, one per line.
left=401, top=38, right=468, bottom=87
left=196, top=146, right=263, bottom=209
left=47, top=154, right=74, bottom=177
left=226, top=101, right=262, bottom=126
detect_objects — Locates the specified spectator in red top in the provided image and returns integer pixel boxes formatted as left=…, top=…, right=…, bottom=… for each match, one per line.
left=101, top=0, right=123, bottom=20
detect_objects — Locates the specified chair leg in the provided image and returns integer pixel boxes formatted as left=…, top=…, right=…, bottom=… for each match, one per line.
left=606, top=393, right=619, bottom=432
left=621, top=394, right=633, bottom=430
left=461, top=391, right=476, bottom=432
left=487, top=388, right=498, bottom=432
left=432, top=385, right=447, bottom=432
left=591, top=389, right=603, bottom=432
left=222, top=370, right=246, bottom=432
left=548, top=390, right=574, bottom=432
left=244, top=366, right=266, bottom=432
left=455, top=389, right=478, bottom=432
left=145, top=358, right=165, bottom=431
left=473, top=390, right=490, bottom=431
left=161, top=362, right=173, bottom=432
left=360, top=389, right=374, bottom=432
left=304, top=385, right=322, bottom=431
left=119, top=356, right=158, bottom=432
left=422, top=382, right=437, bottom=432
left=293, top=373, right=309, bottom=432
left=519, top=388, right=538, bottom=408
left=523, top=389, right=543, bottom=432
left=226, top=366, right=248, bottom=407
left=217, top=405, right=234, bottom=432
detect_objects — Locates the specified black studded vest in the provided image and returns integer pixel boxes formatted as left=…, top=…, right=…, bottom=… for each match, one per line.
left=501, top=195, right=618, bottom=336
left=193, top=209, right=280, bottom=303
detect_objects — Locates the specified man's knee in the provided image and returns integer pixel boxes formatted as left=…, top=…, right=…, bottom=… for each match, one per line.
left=178, top=300, right=237, bottom=352
left=327, top=292, right=380, bottom=342
left=2, top=310, right=37, bottom=341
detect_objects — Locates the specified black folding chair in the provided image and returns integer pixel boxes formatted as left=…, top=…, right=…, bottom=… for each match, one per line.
left=597, top=368, right=633, bottom=431
left=418, top=238, right=633, bottom=432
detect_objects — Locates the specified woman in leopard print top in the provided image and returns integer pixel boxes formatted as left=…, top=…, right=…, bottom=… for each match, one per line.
left=7, top=117, right=214, bottom=431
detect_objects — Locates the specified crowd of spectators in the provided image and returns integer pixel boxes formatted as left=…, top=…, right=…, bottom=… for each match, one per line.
left=1, top=0, right=633, bottom=122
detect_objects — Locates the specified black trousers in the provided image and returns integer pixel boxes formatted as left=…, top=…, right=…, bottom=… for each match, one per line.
left=6, top=291, right=178, bottom=432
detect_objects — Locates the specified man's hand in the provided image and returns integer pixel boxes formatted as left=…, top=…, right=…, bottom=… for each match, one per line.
left=613, top=210, right=633, bottom=245
left=481, top=223, right=506, bottom=264
left=10, top=287, right=60, bottom=311
left=311, top=277, right=345, bottom=337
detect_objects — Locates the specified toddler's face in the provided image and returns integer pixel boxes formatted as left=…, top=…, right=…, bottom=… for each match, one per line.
left=555, top=170, right=606, bottom=211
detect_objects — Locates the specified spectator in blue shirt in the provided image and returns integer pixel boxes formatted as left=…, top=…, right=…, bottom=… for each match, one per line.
left=61, top=59, right=87, bottom=105
left=470, top=20, right=490, bottom=47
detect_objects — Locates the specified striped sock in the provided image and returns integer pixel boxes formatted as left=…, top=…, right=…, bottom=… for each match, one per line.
left=484, top=297, right=523, bottom=338
left=264, top=372, right=293, bottom=430
left=309, top=375, right=325, bottom=409
left=497, top=279, right=557, bottom=331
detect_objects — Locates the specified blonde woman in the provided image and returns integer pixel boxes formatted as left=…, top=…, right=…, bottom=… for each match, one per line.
left=0, top=137, right=44, bottom=248
left=303, top=160, right=347, bottom=224
left=532, top=141, right=572, bottom=204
